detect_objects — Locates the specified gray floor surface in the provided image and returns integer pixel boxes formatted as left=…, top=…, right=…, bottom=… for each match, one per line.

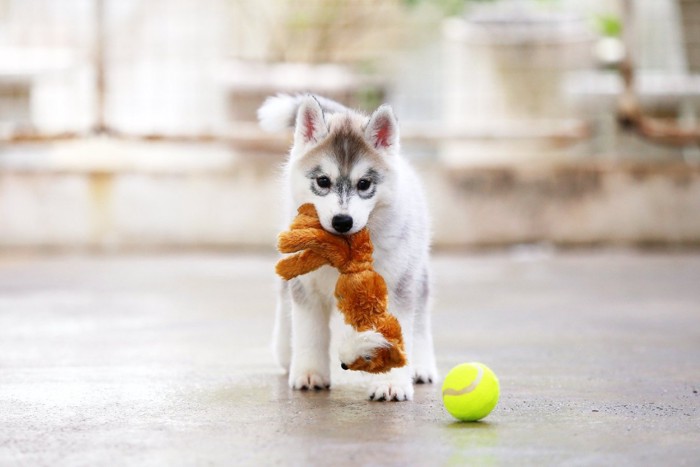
left=0, top=251, right=698, bottom=466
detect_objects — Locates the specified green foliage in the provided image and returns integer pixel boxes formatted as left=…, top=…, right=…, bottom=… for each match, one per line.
left=402, top=0, right=496, bottom=17
left=594, top=14, right=622, bottom=38
left=402, top=0, right=570, bottom=18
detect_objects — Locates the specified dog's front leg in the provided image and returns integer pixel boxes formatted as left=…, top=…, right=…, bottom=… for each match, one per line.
left=411, top=267, right=438, bottom=384
left=288, top=278, right=332, bottom=390
left=272, top=280, right=292, bottom=373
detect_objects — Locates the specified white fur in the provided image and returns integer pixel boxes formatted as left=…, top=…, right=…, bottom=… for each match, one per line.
left=258, top=94, right=353, bottom=133
left=263, top=94, right=437, bottom=401
left=258, top=94, right=299, bottom=133
left=338, top=330, right=391, bottom=366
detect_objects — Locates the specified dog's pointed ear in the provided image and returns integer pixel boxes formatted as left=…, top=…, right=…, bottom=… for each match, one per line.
left=365, top=104, right=399, bottom=154
left=294, top=95, right=327, bottom=146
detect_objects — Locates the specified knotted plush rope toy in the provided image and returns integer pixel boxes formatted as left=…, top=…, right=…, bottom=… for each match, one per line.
left=276, top=204, right=407, bottom=374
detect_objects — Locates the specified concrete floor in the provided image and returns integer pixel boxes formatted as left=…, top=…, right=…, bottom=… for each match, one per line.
left=0, top=251, right=698, bottom=466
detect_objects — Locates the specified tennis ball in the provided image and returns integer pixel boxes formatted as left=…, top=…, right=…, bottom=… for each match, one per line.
left=442, top=362, right=500, bottom=422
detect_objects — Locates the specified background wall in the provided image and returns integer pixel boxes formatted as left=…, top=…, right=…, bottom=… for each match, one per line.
left=1, top=0, right=699, bottom=250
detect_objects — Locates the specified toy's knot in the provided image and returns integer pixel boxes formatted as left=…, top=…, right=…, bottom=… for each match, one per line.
left=338, top=259, right=373, bottom=275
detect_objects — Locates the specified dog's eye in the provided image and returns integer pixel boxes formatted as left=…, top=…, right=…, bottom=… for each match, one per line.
left=316, top=176, right=331, bottom=189
left=357, top=179, right=371, bottom=191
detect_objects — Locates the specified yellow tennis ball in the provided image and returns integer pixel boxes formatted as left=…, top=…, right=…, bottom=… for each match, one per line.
left=442, top=362, right=500, bottom=421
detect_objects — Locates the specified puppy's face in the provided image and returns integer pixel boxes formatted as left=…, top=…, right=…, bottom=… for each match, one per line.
left=288, top=97, right=399, bottom=235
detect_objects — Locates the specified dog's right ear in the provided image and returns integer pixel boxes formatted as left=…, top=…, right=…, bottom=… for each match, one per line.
left=365, top=104, right=399, bottom=155
left=294, top=95, right=327, bottom=147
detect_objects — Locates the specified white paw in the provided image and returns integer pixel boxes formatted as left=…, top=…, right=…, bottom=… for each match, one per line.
left=338, top=330, right=390, bottom=367
left=411, top=343, right=438, bottom=384
left=289, top=371, right=331, bottom=391
left=368, top=380, right=414, bottom=402
left=413, top=365, right=438, bottom=385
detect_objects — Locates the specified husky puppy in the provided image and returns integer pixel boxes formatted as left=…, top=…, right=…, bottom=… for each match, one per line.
left=258, top=94, right=436, bottom=401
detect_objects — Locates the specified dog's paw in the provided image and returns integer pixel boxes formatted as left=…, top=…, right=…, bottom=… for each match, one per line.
left=368, top=381, right=414, bottom=402
left=289, top=371, right=331, bottom=391
left=413, top=366, right=438, bottom=385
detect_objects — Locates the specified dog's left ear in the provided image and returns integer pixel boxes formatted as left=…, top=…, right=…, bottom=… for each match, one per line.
left=365, top=104, right=399, bottom=154
left=294, top=95, right=327, bottom=147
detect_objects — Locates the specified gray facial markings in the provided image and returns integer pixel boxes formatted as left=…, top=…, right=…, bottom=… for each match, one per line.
left=306, top=164, right=384, bottom=200
left=334, top=175, right=352, bottom=204
left=357, top=168, right=383, bottom=200
left=306, top=165, right=330, bottom=197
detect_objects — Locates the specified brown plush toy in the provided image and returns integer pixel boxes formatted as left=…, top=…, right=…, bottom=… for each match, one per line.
left=276, top=204, right=407, bottom=374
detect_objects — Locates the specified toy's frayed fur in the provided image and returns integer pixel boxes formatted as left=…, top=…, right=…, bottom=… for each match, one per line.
left=276, top=203, right=407, bottom=373
left=338, top=330, right=391, bottom=367
left=260, top=94, right=437, bottom=401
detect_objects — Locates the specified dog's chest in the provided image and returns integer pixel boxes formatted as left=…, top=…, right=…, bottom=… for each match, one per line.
left=300, top=265, right=340, bottom=300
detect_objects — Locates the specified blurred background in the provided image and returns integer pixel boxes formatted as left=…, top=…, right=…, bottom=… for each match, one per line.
left=0, top=0, right=699, bottom=250
left=3, top=4, right=700, bottom=463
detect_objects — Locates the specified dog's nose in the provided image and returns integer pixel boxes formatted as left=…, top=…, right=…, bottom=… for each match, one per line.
left=332, top=215, right=353, bottom=233
left=341, top=363, right=348, bottom=370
